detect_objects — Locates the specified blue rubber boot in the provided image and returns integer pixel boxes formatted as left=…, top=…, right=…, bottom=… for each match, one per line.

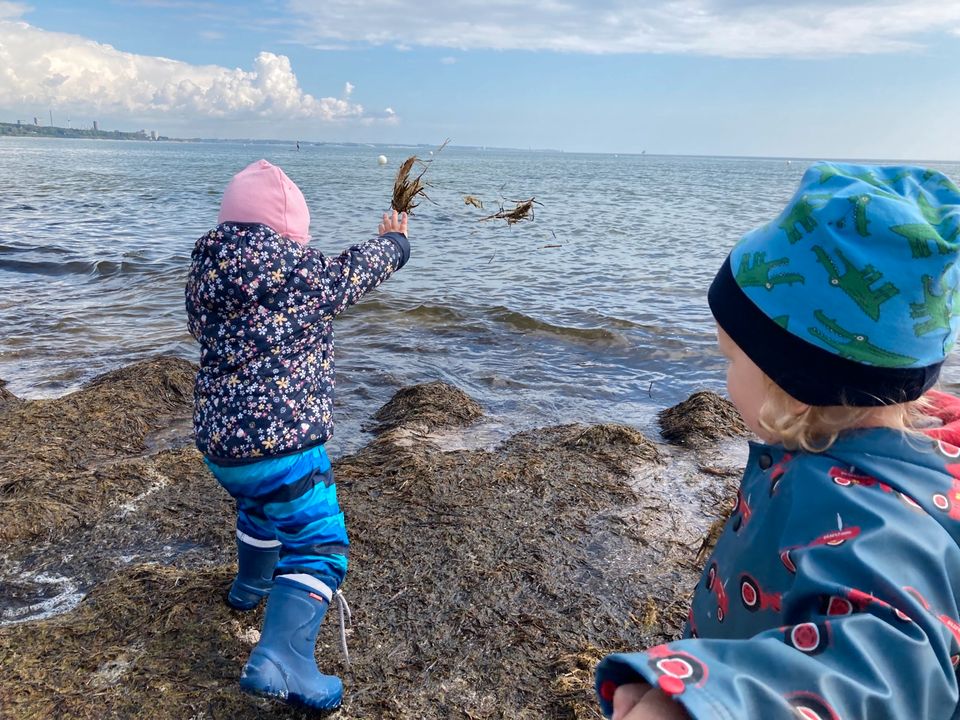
left=227, top=538, right=279, bottom=611
left=239, top=577, right=343, bottom=710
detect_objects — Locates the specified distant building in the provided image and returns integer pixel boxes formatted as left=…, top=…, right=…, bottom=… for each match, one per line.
left=93, top=120, right=99, bottom=131
left=34, top=117, right=39, bottom=126
left=150, top=130, right=158, bottom=141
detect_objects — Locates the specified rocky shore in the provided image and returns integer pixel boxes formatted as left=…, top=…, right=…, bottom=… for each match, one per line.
left=0, top=357, right=748, bottom=719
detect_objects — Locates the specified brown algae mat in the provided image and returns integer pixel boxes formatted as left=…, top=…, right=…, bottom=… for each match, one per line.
left=367, top=380, right=484, bottom=433
left=0, top=360, right=742, bottom=719
left=658, top=390, right=749, bottom=448
left=0, top=356, right=197, bottom=544
left=0, top=379, right=17, bottom=406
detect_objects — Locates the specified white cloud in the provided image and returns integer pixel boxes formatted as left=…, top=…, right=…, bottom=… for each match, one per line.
left=0, top=18, right=374, bottom=121
left=344, top=80, right=354, bottom=96
left=284, top=0, right=960, bottom=57
left=0, top=1, right=28, bottom=20
left=440, top=56, right=457, bottom=65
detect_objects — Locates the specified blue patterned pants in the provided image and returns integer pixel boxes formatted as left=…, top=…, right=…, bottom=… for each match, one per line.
left=205, top=445, right=348, bottom=594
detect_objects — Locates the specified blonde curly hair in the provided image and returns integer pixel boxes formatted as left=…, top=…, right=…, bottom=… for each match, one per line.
left=757, top=374, right=931, bottom=453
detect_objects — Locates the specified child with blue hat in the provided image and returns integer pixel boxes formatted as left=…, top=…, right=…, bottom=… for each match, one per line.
left=596, top=163, right=960, bottom=719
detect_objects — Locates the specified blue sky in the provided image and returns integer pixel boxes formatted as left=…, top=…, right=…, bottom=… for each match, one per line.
left=2, top=0, right=959, bottom=158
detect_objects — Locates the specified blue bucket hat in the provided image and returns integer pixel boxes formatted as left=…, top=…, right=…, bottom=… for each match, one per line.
left=709, top=162, right=960, bottom=406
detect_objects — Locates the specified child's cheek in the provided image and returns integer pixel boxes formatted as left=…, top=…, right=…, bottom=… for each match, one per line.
left=726, top=363, right=763, bottom=438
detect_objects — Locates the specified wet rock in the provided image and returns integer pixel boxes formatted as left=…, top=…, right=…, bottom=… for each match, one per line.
left=658, top=390, right=749, bottom=447
left=368, top=380, right=484, bottom=434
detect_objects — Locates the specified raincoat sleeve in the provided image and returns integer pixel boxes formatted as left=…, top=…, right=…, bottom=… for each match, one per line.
left=301, top=232, right=409, bottom=316
left=595, top=478, right=960, bottom=719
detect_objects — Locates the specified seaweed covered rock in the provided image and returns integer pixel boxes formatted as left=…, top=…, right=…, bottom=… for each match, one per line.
left=0, top=378, right=17, bottom=406
left=0, top=355, right=198, bottom=543
left=369, top=380, right=484, bottom=434
left=562, top=423, right=661, bottom=474
left=0, top=564, right=254, bottom=720
left=1, top=414, right=722, bottom=719
left=0, top=365, right=737, bottom=720
left=0, top=355, right=195, bottom=471
left=658, top=390, right=749, bottom=447
left=0, top=443, right=233, bottom=624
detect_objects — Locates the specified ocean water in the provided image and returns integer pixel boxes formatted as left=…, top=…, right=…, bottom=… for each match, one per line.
left=2, top=138, right=958, bottom=453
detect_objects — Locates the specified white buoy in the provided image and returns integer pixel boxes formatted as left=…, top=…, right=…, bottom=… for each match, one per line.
left=377, top=155, right=388, bottom=165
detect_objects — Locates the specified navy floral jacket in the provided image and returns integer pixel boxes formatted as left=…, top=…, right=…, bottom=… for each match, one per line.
left=185, top=222, right=409, bottom=464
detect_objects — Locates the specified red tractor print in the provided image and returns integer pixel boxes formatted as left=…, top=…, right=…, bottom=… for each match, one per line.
left=936, top=439, right=960, bottom=459
left=786, top=692, right=840, bottom=720
left=705, top=562, right=730, bottom=623
left=599, top=647, right=709, bottom=706
left=769, top=453, right=794, bottom=496
left=932, top=475, right=960, bottom=521
left=828, top=465, right=925, bottom=512
left=828, top=465, right=881, bottom=488
left=904, top=586, right=960, bottom=649
left=780, top=524, right=861, bottom=574
left=646, top=645, right=709, bottom=690
left=732, top=489, right=753, bottom=532
left=783, top=622, right=831, bottom=655
left=898, top=491, right=926, bottom=512
left=739, top=573, right=782, bottom=613
left=821, top=594, right=854, bottom=616
left=904, top=585, right=932, bottom=611
left=841, top=587, right=906, bottom=620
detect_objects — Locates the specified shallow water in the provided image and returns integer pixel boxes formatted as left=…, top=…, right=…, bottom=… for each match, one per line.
left=2, top=138, right=958, bottom=452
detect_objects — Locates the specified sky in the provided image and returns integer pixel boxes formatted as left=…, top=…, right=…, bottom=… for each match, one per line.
left=1, top=0, right=959, bottom=158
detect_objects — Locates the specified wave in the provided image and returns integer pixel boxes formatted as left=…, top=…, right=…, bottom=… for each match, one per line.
left=484, top=306, right=631, bottom=346
left=354, top=299, right=634, bottom=347
left=0, top=257, right=155, bottom=278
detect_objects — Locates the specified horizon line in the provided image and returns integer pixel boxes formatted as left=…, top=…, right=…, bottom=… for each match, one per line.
left=3, top=121, right=958, bottom=165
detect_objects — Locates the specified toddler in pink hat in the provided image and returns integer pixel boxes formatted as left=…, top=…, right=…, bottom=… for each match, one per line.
left=185, top=158, right=409, bottom=711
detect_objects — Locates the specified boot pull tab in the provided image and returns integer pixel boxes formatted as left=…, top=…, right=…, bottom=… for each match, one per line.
left=334, top=590, right=353, bottom=665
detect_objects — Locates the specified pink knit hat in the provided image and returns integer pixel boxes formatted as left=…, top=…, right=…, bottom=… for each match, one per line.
left=218, top=159, right=311, bottom=244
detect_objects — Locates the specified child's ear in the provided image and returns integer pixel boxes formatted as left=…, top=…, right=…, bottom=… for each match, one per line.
left=791, top=403, right=810, bottom=420
left=784, top=393, right=809, bottom=417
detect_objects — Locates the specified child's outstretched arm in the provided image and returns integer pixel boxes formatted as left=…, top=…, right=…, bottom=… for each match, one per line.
left=302, top=211, right=410, bottom=316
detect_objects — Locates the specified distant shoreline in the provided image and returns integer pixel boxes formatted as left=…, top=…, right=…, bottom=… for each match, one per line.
left=0, top=121, right=169, bottom=141
left=2, top=124, right=958, bottom=164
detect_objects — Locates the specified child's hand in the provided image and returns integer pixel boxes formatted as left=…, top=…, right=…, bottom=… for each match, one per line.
left=378, top=210, right=408, bottom=237
left=613, top=683, right=690, bottom=720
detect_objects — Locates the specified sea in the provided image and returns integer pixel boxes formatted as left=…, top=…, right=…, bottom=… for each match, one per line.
left=2, top=138, right=959, bottom=454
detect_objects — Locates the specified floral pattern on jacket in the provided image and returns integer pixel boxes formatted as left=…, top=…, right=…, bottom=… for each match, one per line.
left=185, top=222, right=409, bottom=463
